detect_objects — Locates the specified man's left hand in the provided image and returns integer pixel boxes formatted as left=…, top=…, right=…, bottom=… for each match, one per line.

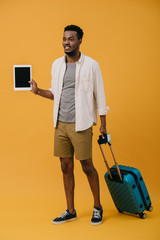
left=99, top=125, right=107, bottom=138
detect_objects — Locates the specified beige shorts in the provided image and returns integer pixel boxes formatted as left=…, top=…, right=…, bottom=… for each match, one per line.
left=54, top=121, right=93, bottom=160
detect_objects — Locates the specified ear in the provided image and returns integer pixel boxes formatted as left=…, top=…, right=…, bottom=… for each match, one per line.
left=79, top=38, right=82, bottom=44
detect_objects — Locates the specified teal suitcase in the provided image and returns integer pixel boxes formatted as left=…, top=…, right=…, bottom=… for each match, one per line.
left=98, top=134, right=153, bottom=219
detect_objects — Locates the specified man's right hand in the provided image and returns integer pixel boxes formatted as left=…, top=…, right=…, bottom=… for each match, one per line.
left=28, top=79, right=39, bottom=94
left=28, top=79, right=54, bottom=100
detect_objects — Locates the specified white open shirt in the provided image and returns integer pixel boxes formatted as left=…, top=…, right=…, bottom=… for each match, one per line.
left=49, top=53, right=109, bottom=131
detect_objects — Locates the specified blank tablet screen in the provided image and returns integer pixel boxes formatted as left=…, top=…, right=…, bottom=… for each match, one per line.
left=14, top=65, right=32, bottom=91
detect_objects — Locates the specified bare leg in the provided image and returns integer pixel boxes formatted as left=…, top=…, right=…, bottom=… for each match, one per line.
left=80, top=158, right=101, bottom=208
left=60, top=157, right=75, bottom=213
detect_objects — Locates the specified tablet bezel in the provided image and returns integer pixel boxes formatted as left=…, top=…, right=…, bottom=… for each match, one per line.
left=13, top=65, right=32, bottom=91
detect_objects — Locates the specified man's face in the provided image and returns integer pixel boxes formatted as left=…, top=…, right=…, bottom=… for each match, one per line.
left=63, top=31, right=82, bottom=56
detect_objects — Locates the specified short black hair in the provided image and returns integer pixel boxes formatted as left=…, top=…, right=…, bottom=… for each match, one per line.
left=64, top=25, right=84, bottom=40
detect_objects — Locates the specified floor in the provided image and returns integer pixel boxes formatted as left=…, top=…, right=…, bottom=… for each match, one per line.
left=1, top=187, right=159, bottom=240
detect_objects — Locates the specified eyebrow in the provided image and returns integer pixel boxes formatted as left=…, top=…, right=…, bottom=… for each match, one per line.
left=63, top=36, right=75, bottom=40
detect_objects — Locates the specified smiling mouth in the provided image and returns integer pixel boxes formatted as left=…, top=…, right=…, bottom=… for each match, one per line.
left=64, top=46, right=71, bottom=50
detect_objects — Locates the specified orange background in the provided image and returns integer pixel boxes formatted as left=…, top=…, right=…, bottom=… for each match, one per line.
left=0, top=0, right=160, bottom=239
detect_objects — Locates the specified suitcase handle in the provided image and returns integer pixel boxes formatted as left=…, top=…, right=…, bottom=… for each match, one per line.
left=98, top=134, right=123, bottom=182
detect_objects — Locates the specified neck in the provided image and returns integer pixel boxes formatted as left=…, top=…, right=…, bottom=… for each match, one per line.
left=66, top=51, right=81, bottom=63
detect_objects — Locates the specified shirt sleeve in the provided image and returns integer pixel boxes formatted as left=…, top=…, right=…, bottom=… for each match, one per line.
left=93, top=62, right=109, bottom=115
left=48, top=62, right=55, bottom=96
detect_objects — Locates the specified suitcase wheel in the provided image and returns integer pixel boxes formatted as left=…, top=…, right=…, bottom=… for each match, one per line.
left=139, top=213, right=147, bottom=219
left=147, top=206, right=153, bottom=212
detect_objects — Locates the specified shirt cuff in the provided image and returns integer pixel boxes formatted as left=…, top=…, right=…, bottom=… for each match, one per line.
left=97, top=106, right=109, bottom=115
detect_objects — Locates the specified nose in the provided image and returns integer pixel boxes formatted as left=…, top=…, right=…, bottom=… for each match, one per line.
left=63, top=39, right=69, bottom=45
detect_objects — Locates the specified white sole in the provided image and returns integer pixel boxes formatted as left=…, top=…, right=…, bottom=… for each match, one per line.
left=52, top=217, right=77, bottom=225
left=91, top=220, right=102, bottom=226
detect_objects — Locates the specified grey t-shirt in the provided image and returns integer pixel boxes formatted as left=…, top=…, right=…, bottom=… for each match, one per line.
left=58, top=63, right=76, bottom=123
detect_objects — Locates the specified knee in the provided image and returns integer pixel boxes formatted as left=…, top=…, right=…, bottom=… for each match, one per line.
left=81, top=162, right=95, bottom=176
left=61, top=159, right=74, bottom=174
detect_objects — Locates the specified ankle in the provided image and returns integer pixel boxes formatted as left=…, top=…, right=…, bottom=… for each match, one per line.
left=94, top=205, right=102, bottom=210
left=68, top=209, right=76, bottom=214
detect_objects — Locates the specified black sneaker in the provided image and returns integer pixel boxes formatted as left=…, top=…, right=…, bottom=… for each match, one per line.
left=91, top=207, right=103, bottom=225
left=52, top=210, right=77, bottom=224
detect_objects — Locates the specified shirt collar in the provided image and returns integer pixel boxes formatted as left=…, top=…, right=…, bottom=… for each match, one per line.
left=63, top=52, right=84, bottom=64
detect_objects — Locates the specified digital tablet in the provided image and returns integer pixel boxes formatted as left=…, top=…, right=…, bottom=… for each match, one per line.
left=13, top=65, right=32, bottom=91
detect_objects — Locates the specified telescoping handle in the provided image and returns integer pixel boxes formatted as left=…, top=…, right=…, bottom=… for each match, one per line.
left=98, top=134, right=123, bottom=182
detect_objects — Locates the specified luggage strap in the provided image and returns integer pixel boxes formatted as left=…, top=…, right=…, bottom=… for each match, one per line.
left=98, top=134, right=123, bottom=182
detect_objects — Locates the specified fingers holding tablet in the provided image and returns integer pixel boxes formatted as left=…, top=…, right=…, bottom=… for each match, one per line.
left=29, top=80, right=39, bottom=94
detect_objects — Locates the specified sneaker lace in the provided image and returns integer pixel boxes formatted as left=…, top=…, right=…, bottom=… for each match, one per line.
left=93, top=208, right=101, bottom=219
left=60, top=211, right=69, bottom=218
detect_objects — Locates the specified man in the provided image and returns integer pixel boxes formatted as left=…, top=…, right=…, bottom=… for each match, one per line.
left=29, top=25, right=109, bottom=225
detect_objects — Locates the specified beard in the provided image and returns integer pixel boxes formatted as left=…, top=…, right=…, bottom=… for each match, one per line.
left=64, top=48, right=77, bottom=56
